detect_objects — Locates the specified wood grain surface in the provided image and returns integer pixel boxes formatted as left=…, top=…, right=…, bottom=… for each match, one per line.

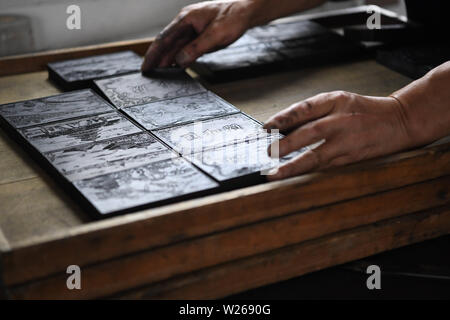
left=116, top=205, right=450, bottom=300
left=5, top=178, right=450, bottom=299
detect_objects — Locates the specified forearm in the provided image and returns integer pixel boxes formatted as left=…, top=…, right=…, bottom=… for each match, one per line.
left=245, top=0, right=327, bottom=27
left=391, top=61, right=450, bottom=146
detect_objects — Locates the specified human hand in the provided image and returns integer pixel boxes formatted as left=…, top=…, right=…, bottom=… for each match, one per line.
left=141, top=0, right=260, bottom=72
left=264, top=91, right=416, bottom=181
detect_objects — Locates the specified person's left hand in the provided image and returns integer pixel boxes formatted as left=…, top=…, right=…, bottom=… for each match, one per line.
left=264, top=91, right=416, bottom=181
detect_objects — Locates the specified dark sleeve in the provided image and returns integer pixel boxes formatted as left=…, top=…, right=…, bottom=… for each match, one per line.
left=405, top=0, right=450, bottom=29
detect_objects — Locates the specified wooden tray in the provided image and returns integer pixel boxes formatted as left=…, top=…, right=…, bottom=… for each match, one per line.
left=0, top=6, right=449, bottom=299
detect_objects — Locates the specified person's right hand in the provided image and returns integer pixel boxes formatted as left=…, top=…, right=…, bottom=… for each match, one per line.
left=141, top=0, right=259, bottom=72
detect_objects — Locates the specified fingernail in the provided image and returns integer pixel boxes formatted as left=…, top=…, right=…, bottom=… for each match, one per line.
left=175, top=50, right=191, bottom=67
left=141, top=60, right=149, bottom=72
left=263, top=123, right=275, bottom=130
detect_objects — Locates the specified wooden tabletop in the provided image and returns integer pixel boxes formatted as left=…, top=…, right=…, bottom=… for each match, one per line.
left=0, top=59, right=411, bottom=246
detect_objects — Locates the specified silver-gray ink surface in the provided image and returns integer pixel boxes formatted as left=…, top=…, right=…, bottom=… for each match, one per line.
left=0, top=90, right=113, bottom=128
left=48, top=51, right=142, bottom=82
left=74, top=157, right=218, bottom=214
left=123, top=92, right=239, bottom=130
left=95, top=72, right=206, bottom=109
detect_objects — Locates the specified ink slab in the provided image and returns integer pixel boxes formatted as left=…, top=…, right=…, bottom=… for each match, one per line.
left=73, top=157, right=219, bottom=215
left=153, top=113, right=276, bottom=155
left=186, top=134, right=308, bottom=185
left=192, top=20, right=363, bottom=81
left=186, top=137, right=279, bottom=185
left=95, top=71, right=206, bottom=109
left=194, top=43, right=286, bottom=80
left=48, top=51, right=142, bottom=90
left=267, top=33, right=363, bottom=65
left=19, top=112, right=141, bottom=153
left=376, top=43, right=450, bottom=79
left=247, top=20, right=329, bottom=42
left=196, top=43, right=285, bottom=71
left=45, top=132, right=176, bottom=181
left=122, top=91, right=239, bottom=130
left=0, top=89, right=113, bottom=128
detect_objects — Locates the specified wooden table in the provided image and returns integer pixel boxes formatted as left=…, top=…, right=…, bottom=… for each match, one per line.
left=0, top=35, right=449, bottom=299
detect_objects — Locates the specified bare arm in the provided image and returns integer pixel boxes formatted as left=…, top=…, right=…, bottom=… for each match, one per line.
left=391, top=61, right=450, bottom=147
left=264, top=61, right=450, bottom=180
left=141, top=0, right=327, bottom=71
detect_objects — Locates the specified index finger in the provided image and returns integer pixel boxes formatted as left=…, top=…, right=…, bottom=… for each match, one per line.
left=263, top=93, right=336, bottom=133
left=141, top=19, right=197, bottom=72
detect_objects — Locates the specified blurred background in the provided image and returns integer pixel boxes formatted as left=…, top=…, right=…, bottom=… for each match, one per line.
left=0, top=0, right=405, bottom=57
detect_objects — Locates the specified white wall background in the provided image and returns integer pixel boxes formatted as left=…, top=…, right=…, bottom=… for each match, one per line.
left=0, top=0, right=198, bottom=54
left=0, top=0, right=403, bottom=55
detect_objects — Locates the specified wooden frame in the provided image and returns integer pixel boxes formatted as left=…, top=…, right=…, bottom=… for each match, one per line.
left=0, top=6, right=449, bottom=299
